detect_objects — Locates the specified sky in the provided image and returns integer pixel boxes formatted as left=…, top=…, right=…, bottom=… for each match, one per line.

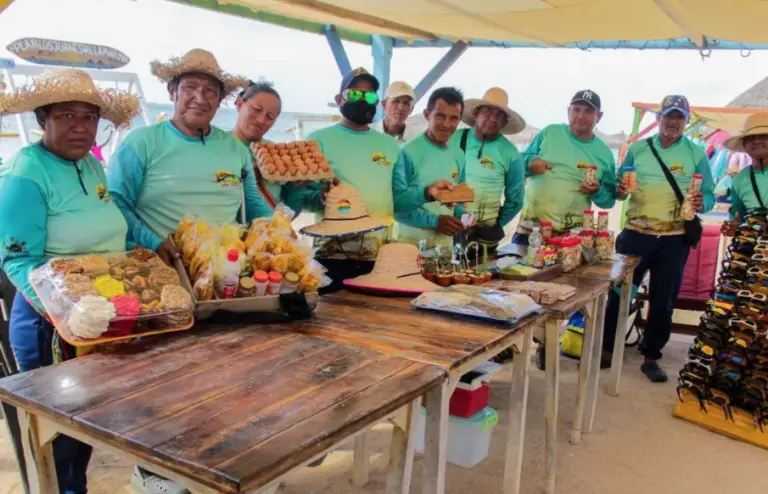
left=1, top=0, right=768, bottom=134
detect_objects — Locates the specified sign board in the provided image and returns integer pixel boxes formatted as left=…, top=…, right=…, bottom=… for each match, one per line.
left=6, top=37, right=130, bottom=69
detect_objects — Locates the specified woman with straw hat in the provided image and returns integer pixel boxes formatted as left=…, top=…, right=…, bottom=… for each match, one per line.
left=721, top=112, right=768, bottom=236
left=0, top=68, right=140, bottom=493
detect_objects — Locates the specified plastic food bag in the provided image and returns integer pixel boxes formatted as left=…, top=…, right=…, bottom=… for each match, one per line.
left=412, top=285, right=541, bottom=323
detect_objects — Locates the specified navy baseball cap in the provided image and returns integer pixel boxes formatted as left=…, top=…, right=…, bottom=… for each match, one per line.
left=339, top=67, right=379, bottom=94
left=660, top=95, right=690, bottom=119
left=571, top=89, right=601, bottom=111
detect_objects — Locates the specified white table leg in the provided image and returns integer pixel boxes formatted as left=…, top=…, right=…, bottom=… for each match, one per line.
left=544, top=318, right=560, bottom=494
left=18, top=411, right=58, bottom=494
left=352, top=429, right=370, bottom=486
left=422, top=380, right=449, bottom=494
left=584, top=293, right=607, bottom=434
left=606, top=276, right=632, bottom=397
left=570, top=299, right=596, bottom=445
left=503, top=330, right=533, bottom=494
left=386, top=401, right=418, bottom=494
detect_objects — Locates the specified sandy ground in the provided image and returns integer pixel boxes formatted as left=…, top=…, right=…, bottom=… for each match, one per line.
left=2, top=333, right=767, bottom=494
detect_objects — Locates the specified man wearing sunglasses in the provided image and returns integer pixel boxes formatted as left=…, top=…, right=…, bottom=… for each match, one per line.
left=370, top=81, right=419, bottom=144
left=721, top=113, right=768, bottom=236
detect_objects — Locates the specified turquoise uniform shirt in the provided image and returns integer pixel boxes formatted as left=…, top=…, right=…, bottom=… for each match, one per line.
left=0, top=144, right=128, bottom=309
left=450, top=129, right=525, bottom=228
left=521, top=124, right=616, bottom=233
left=301, top=124, right=400, bottom=261
left=619, top=135, right=715, bottom=234
left=730, top=166, right=768, bottom=220
left=393, top=133, right=465, bottom=248
left=107, top=121, right=272, bottom=251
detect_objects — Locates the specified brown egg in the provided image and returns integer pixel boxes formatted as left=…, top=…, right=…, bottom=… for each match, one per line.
left=264, top=156, right=274, bottom=166
left=266, top=164, right=277, bottom=175
left=276, top=164, right=287, bottom=175
left=297, top=141, right=307, bottom=150
left=313, top=151, right=324, bottom=161
left=271, top=155, right=282, bottom=165
left=279, top=150, right=289, bottom=157
left=308, top=139, right=318, bottom=148
left=289, top=167, right=300, bottom=176
left=307, top=161, right=319, bottom=173
left=276, top=143, right=286, bottom=150
left=297, top=164, right=308, bottom=174
left=265, top=142, right=276, bottom=150
left=288, top=149, right=299, bottom=157
left=318, top=160, right=330, bottom=172
left=286, top=142, right=296, bottom=150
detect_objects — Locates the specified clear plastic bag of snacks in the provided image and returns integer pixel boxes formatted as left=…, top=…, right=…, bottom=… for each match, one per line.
left=29, top=248, right=195, bottom=346
left=412, top=285, right=541, bottom=323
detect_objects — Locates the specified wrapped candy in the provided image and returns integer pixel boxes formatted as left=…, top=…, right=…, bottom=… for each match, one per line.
left=92, top=275, right=125, bottom=299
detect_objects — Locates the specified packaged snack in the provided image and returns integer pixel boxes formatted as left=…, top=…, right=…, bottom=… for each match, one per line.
left=597, top=211, right=609, bottom=232
left=92, top=275, right=125, bottom=299
left=582, top=210, right=595, bottom=230
left=161, top=285, right=194, bottom=325
left=540, top=220, right=553, bottom=240
left=271, top=253, right=292, bottom=274
left=622, top=166, right=637, bottom=192
left=596, top=232, right=612, bottom=259
left=412, top=285, right=541, bottom=323
left=580, top=230, right=595, bottom=249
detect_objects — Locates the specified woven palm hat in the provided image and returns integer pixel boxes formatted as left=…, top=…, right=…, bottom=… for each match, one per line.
left=463, top=87, right=526, bottom=135
left=344, top=243, right=439, bottom=293
left=300, top=183, right=392, bottom=238
left=150, top=48, right=248, bottom=98
left=0, top=69, right=140, bottom=128
left=724, top=113, right=768, bottom=152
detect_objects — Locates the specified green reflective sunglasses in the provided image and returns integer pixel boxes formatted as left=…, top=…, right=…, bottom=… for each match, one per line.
left=343, top=89, right=379, bottom=105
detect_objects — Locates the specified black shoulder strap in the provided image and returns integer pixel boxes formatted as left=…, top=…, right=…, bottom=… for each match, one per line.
left=459, top=128, right=470, bottom=153
left=646, top=137, right=685, bottom=205
left=750, top=166, right=766, bottom=209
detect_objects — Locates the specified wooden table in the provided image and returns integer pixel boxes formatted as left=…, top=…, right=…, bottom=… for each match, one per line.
left=303, top=292, right=545, bottom=494
left=0, top=325, right=445, bottom=494
left=569, top=254, right=642, bottom=398
left=536, top=275, right=611, bottom=494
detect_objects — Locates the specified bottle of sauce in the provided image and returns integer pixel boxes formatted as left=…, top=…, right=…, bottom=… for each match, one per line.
left=218, top=249, right=241, bottom=299
left=252, top=270, right=269, bottom=296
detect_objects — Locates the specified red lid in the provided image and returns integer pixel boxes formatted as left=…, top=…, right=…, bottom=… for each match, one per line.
left=253, top=270, right=269, bottom=283
left=598, top=231, right=611, bottom=237
left=584, top=209, right=594, bottom=214
left=540, top=220, right=552, bottom=226
left=598, top=211, right=609, bottom=216
left=693, top=173, right=702, bottom=179
left=227, top=248, right=239, bottom=262
left=268, top=271, right=283, bottom=283
left=548, top=236, right=563, bottom=246
left=561, top=237, right=581, bottom=247
left=581, top=230, right=595, bottom=236
left=588, top=165, right=597, bottom=169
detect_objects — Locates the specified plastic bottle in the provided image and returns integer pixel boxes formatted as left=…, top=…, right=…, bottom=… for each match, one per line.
left=527, top=226, right=542, bottom=266
left=681, top=173, right=703, bottom=221
left=218, top=248, right=241, bottom=299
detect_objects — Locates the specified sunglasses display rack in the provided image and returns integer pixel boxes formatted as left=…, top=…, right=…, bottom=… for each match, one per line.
left=673, top=209, right=768, bottom=449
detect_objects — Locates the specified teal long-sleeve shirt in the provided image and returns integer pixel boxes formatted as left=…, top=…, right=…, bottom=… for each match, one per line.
left=107, top=121, right=272, bottom=252
left=729, top=166, right=768, bottom=220
left=619, top=135, right=715, bottom=234
left=520, top=124, right=616, bottom=233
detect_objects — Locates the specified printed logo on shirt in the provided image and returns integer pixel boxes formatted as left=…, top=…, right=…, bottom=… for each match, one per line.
left=451, top=168, right=459, bottom=180
left=95, top=184, right=112, bottom=202
left=2, top=237, right=27, bottom=259
left=669, top=163, right=686, bottom=176
left=479, top=157, right=495, bottom=170
left=214, top=170, right=241, bottom=186
left=371, top=152, right=392, bottom=167
left=336, top=199, right=352, bottom=214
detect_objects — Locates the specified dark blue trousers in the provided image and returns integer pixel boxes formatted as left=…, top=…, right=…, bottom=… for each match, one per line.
left=511, top=233, right=529, bottom=246
left=602, top=230, right=690, bottom=361
left=9, top=292, right=92, bottom=494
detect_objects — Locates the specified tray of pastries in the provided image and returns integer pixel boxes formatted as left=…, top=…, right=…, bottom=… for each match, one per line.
left=251, top=140, right=334, bottom=183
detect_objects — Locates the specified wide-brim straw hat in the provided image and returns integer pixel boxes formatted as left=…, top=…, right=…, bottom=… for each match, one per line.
left=724, top=113, right=768, bottom=152
left=463, top=87, right=526, bottom=135
left=150, top=48, right=248, bottom=98
left=0, top=69, right=140, bottom=128
left=344, top=243, right=439, bottom=294
left=300, top=183, right=392, bottom=238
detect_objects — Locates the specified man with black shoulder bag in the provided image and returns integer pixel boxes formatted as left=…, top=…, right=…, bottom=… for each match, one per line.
left=602, top=95, right=715, bottom=383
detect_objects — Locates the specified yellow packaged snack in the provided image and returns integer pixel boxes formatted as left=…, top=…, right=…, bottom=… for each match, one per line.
left=250, top=252, right=272, bottom=273
left=92, top=275, right=126, bottom=299
left=271, top=254, right=292, bottom=274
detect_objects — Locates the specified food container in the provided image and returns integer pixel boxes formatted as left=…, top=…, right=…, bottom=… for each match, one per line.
left=583, top=210, right=594, bottom=230
left=237, top=277, right=255, bottom=298
left=252, top=270, right=269, bottom=296
left=423, top=272, right=437, bottom=283
left=580, top=230, right=595, bottom=249
left=540, top=220, right=553, bottom=240
left=281, top=272, right=300, bottom=294
left=30, top=249, right=195, bottom=346
left=412, top=285, right=541, bottom=323
left=415, top=407, right=499, bottom=468
left=449, top=362, right=501, bottom=418
left=596, top=231, right=612, bottom=259
left=623, top=166, right=637, bottom=192
left=559, top=237, right=582, bottom=272
left=267, top=271, right=283, bottom=295
left=597, top=211, right=609, bottom=232
left=586, top=165, right=597, bottom=184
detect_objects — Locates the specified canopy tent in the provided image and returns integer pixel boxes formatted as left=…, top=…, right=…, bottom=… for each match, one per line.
left=630, top=102, right=764, bottom=134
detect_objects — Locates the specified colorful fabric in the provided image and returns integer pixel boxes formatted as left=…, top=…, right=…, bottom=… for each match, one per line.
left=450, top=129, right=525, bottom=228
left=300, top=124, right=400, bottom=260
left=520, top=124, right=616, bottom=233
left=0, top=143, right=128, bottom=309
left=730, top=166, right=768, bottom=220
left=619, top=135, right=715, bottom=234
left=393, top=133, right=465, bottom=248
left=107, top=121, right=272, bottom=251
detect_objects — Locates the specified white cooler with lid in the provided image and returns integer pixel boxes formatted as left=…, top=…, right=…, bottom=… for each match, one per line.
left=414, top=406, right=499, bottom=468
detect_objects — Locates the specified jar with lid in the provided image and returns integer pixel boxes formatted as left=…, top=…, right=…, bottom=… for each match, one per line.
left=597, top=211, right=609, bottom=232
left=596, top=231, right=612, bottom=259
left=540, top=220, right=553, bottom=240
left=559, top=237, right=582, bottom=272
left=580, top=230, right=595, bottom=249
left=582, top=210, right=595, bottom=230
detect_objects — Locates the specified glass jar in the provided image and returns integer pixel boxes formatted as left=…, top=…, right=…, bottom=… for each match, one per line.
left=582, top=210, right=595, bottom=230
left=580, top=230, right=595, bottom=249
left=596, top=231, right=612, bottom=259
left=597, top=211, right=609, bottom=232
left=559, top=237, right=582, bottom=272
left=540, top=220, right=553, bottom=240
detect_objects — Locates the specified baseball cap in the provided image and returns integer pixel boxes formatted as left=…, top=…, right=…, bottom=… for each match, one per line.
left=339, top=67, right=380, bottom=94
left=570, top=89, right=601, bottom=111
left=384, top=81, right=415, bottom=101
left=660, top=95, right=690, bottom=119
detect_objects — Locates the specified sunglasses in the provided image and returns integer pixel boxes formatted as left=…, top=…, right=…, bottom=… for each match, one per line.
left=738, top=290, right=768, bottom=304
left=692, top=340, right=718, bottom=357
left=342, top=89, right=379, bottom=105
left=753, top=254, right=768, bottom=264
left=730, top=317, right=757, bottom=330
left=747, top=267, right=768, bottom=279
left=718, top=281, right=743, bottom=294
left=677, top=379, right=708, bottom=408
left=708, top=388, right=735, bottom=422
left=684, top=356, right=714, bottom=376
left=721, top=351, right=747, bottom=366
left=728, top=250, right=752, bottom=262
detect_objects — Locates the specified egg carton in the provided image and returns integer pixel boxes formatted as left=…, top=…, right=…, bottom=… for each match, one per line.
left=251, top=141, right=335, bottom=183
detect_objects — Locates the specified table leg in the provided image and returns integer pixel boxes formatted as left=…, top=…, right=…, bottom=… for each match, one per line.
left=386, top=400, right=418, bottom=494
left=352, top=429, right=370, bottom=486
left=503, top=330, right=533, bottom=494
left=2, top=401, right=30, bottom=494
left=18, top=411, right=58, bottom=494
left=544, top=318, right=560, bottom=494
left=606, top=277, right=632, bottom=397
left=422, top=379, right=450, bottom=494
left=570, top=299, right=596, bottom=446
left=583, top=293, right=607, bottom=434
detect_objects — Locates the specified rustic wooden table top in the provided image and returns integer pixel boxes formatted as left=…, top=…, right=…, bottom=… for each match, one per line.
left=540, top=275, right=612, bottom=319
left=0, top=325, right=445, bottom=493
left=302, top=291, right=546, bottom=373
left=568, top=254, right=641, bottom=287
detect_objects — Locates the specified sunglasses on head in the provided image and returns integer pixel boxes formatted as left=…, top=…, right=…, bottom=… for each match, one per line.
left=342, top=88, right=379, bottom=105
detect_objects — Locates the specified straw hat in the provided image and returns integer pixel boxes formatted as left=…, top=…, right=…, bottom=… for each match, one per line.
left=344, top=243, right=439, bottom=294
left=724, top=113, right=768, bottom=152
left=0, top=69, right=139, bottom=128
left=150, top=48, right=248, bottom=98
left=300, top=184, right=392, bottom=238
left=463, top=87, right=526, bottom=135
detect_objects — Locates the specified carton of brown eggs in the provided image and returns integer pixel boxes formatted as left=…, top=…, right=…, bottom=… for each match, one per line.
left=251, top=140, right=334, bottom=183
